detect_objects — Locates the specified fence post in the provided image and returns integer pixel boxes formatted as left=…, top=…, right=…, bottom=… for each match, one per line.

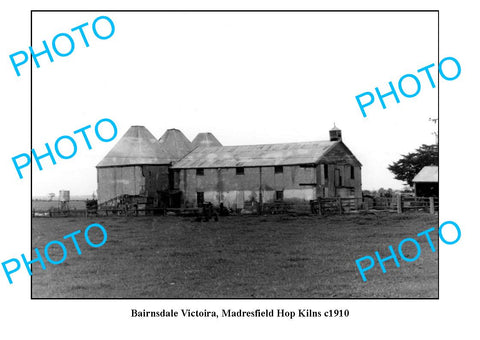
left=337, top=198, right=342, bottom=214
left=397, top=195, right=402, bottom=214
left=429, top=197, right=435, bottom=214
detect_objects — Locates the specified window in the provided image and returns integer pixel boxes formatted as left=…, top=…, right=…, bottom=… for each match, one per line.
left=236, top=167, right=245, bottom=175
left=324, top=164, right=328, bottom=179
left=196, top=192, right=204, bottom=206
left=274, top=166, right=283, bottom=174
left=334, top=169, right=340, bottom=187
left=169, top=169, right=180, bottom=190
left=275, top=190, right=284, bottom=201
left=350, top=166, right=355, bottom=180
left=196, top=168, right=204, bottom=176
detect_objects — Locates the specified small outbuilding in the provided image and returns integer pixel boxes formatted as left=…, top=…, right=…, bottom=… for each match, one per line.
left=412, top=166, right=438, bottom=197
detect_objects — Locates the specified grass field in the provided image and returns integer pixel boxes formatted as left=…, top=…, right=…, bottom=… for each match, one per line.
left=32, top=213, right=438, bottom=298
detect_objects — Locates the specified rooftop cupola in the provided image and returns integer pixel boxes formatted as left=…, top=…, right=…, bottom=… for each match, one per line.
left=329, top=124, right=342, bottom=142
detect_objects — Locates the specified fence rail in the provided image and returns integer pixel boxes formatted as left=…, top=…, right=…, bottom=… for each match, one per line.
left=32, top=195, right=438, bottom=217
left=316, top=196, right=438, bottom=215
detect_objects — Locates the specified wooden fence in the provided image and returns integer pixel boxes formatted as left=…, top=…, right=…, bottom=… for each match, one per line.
left=32, top=195, right=438, bottom=217
left=32, top=208, right=91, bottom=218
left=400, top=196, right=438, bottom=214
left=318, top=197, right=364, bottom=215
left=316, top=196, right=438, bottom=215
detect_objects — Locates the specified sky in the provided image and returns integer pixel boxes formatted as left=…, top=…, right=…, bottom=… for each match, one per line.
left=28, top=11, right=439, bottom=197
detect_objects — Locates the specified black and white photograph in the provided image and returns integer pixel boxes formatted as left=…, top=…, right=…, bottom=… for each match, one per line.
left=0, top=2, right=477, bottom=339
left=30, top=11, right=439, bottom=298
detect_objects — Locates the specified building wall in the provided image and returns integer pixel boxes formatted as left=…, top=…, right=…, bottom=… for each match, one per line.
left=97, top=165, right=170, bottom=204
left=316, top=163, right=362, bottom=199
left=314, top=142, right=362, bottom=199
left=177, top=165, right=318, bottom=208
left=414, top=182, right=438, bottom=197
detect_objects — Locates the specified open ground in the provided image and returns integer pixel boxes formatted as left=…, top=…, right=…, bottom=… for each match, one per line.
left=32, top=213, right=438, bottom=298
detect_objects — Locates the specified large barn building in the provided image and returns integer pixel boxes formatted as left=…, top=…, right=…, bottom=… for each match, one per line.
left=96, top=126, right=174, bottom=206
left=171, top=126, right=362, bottom=209
left=97, top=125, right=362, bottom=210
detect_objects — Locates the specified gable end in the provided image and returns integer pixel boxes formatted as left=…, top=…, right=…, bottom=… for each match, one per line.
left=317, top=142, right=362, bottom=166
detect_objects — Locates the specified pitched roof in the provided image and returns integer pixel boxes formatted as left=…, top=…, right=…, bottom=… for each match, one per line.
left=330, top=124, right=341, bottom=131
left=192, top=132, right=222, bottom=148
left=171, top=140, right=341, bottom=169
left=158, top=128, right=193, bottom=161
left=412, top=166, right=438, bottom=183
left=97, top=126, right=174, bottom=167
